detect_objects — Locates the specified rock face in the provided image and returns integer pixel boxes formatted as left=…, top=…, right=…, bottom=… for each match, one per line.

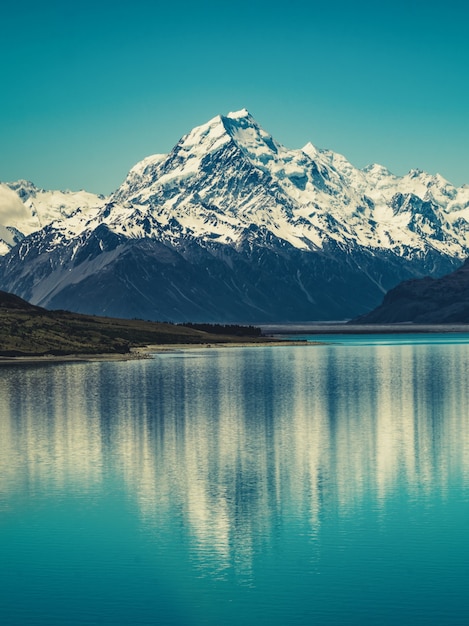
left=1, top=109, right=469, bottom=322
left=352, top=259, right=469, bottom=323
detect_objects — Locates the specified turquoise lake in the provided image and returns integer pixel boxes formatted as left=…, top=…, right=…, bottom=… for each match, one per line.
left=1, top=334, right=469, bottom=625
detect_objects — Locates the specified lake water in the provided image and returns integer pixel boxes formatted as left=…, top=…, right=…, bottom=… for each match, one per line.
left=1, top=335, right=469, bottom=625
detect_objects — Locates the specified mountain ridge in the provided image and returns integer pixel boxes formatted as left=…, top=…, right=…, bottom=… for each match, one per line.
left=1, top=109, right=468, bottom=322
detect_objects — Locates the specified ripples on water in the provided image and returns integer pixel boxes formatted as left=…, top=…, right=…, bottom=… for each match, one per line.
left=1, top=336, right=469, bottom=625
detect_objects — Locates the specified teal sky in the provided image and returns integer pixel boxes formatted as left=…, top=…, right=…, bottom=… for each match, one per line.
left=2, top=0, right=468, bottom=194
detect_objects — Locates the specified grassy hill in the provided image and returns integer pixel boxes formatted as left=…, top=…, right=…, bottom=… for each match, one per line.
left=0, top=291, right=270, bottom=357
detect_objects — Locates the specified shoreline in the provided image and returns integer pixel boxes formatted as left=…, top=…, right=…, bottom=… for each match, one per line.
left=0, top=340, right=313, bottom=366
left=261, top=323, right=469, bottom=335
left=143, top=340, right=313, bottom=353
left=0, top=350, right=149, bottom=366
left=5, top=322, right=469, bottom=365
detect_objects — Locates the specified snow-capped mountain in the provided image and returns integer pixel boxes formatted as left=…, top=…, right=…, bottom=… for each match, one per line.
left=0, top=109, right=468, bottom=322
left=111, top=109, right=469, bottom=258
left=0, top=180, right=104, bottom=254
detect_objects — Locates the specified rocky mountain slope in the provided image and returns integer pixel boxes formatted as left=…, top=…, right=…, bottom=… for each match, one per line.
left=1, top=109, right=468, bottom=322
left=352, top=258, right=469, bottom=324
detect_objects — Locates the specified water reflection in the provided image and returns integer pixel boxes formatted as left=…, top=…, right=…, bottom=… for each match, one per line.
left=1, top=341, right=469, bottom=576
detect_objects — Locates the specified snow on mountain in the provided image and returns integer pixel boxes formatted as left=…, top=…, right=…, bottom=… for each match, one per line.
left=110, top=109, right=468, bottom=258
left=0, top=184, right=30, bottom=254
left=0, top=109, right=468, bottom=322
left=0, top=180, right=104, bottom=252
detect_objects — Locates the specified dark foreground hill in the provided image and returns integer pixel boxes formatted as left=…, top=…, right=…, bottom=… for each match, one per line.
left=353, top=258, right=469, bottom=324
left=0, top=290, right=270, bottom=357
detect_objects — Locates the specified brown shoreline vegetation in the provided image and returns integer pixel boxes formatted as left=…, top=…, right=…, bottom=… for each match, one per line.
left=0, top=290, right=312, bottom=364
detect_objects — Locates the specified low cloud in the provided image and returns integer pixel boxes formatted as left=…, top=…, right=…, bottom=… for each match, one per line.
left=0, top=184, right=29, bottom=224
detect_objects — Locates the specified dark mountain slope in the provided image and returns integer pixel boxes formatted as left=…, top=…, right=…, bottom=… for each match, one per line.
left=352, top=259, right=469, bottom=323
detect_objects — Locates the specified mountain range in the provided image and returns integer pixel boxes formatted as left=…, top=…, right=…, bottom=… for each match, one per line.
left=1, top=109, right=468, bottom=322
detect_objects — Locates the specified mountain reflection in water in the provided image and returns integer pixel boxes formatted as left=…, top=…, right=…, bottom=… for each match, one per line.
left=1, top=341, right=469, bottom=585
left=0, top=346, right=469, bottom=569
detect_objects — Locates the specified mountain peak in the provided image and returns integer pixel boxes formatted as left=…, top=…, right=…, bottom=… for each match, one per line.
left=225, top=108, right=251, bottom=120
left=408, top=168, right=424, bottom=178
left=169, top=109, right=281, bottom=170
left=221, top=109, right=281, bottom=161
left=363, top=163, right=393, bottom=176
left=301, top=142, right=320, bottom=159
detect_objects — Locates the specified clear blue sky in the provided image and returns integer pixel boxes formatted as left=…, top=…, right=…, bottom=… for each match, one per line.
left=2, top=0, right=468, bottom=193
